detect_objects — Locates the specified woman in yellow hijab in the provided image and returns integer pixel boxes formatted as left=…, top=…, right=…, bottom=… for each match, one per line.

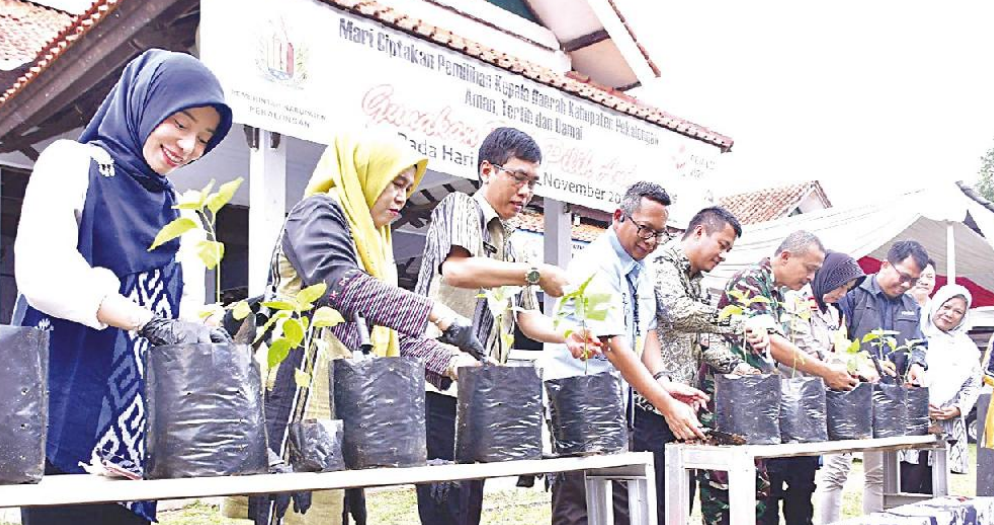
left=233, top=131, right=486, bottom=525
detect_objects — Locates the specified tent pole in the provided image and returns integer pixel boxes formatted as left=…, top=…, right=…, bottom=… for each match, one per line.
left=543, top=198, right=572, bottom=315
left=947, top=221, right=956, bottom=284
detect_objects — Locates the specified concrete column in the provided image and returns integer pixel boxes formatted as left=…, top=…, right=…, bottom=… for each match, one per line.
left=543, top=198, right=572, bottom=314
left=247, top=127, right=286, bottom=296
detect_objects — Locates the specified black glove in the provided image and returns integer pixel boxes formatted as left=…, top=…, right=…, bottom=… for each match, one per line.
left=248, top=450, right=312, bottom=525
left=138, top=314, right=232, bottom=347
left=438, top=317, right=487, bottom=361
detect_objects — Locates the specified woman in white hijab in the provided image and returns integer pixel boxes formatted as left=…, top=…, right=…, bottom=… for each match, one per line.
left=901, top=284, right=983, bottom=493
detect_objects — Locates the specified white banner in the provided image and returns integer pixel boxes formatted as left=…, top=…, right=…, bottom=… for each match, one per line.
left=201, top=0, right=723, bottom=212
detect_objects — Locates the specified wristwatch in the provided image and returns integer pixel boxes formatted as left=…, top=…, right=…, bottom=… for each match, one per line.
left=525, top=266, right=541, bottom=286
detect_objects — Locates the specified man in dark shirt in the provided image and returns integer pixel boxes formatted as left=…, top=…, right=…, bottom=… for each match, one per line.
left=836, top=239, right=928, bottom=514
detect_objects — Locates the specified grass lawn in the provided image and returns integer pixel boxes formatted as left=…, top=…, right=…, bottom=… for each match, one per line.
left=0, top=446, right=974, bottom=525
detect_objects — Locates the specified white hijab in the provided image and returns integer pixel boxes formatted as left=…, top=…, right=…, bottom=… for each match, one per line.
left=923, top=284, right=978, bottom=406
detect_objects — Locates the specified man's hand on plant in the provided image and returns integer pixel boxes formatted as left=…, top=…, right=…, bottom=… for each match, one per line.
left=565, top=327, right=603, bottom=360
left=537, top=264, right=570, bottom=298
left=732, top=363, right=760, bottom=375
left=445, top=353, right=484, bottom=380
left=858, top=364, right=881, bottom=384
left=744, top=327, right=770, bottom=351
left=823, top=361, right=858, bottom=391
left=437, top=316, right=487, bottom=361
left=139, top=314, right=232, bottom=347
left=907, top=364, right=925, bottom=386
left=665, top=382, right=709, bottom=411
left=879, top=360, right=898, bottom=378
left=659, top=398, right=707, bottom=441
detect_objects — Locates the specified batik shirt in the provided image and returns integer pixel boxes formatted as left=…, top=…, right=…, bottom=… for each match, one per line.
left=415, top=191, right=539, bottom=395
left=634, top=242, right=744, bottom=415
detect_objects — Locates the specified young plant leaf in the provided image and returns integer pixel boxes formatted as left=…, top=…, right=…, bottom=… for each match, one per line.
left=231, top=300, right=252, bottom=321
left=198, top=179, right=216, bottom=208
left=255, top=310, right=291, bottom=344
left=198, top=303, right=226, bottom=320
left=296, top=282, right=327, bottom=306
left=267, top=338, right=292, bottom=369
left=312, top=306, right=345, bottom=328
left=206, top=178, right=244, bottom=215
left=262, top=300, right=299, bottom=311
left=294, top=369, right=312, bottom=389
left=282, top=318, right=305, bottom=348
left=501, top=332, right=514, bottom=352
left=718, top=304, right=744, bottom=321
left=148, top=217, right=198, bottom=251
left=174, top=189, right=204, bottom=210
left=195, top=239, right=225, bottom=270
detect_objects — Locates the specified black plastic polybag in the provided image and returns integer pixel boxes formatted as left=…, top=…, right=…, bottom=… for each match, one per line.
left=872, top=382, right=909, bottom=438
left=715, top=373, right=781, bottom=445
left=905, top=386, right=930, bottom=436
left=826, top=382, right=873, bottom=440
left=288, top=419, right=345, bottom=473
left=545, top=372, right=628, bottom=456
left=333, top=357, right=426, bottom=469
left=146, top=343, right=268, bottom=479
left=779, top=376, right=828, bottom=443
left=455, top=364, right=542, bottom=463
left=0, top=326, right=49, bottom=484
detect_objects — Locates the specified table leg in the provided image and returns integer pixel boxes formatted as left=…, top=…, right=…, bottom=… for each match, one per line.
left=664, top=445, right=688, bottom=525
left=586, top=472, right=614, bottom=525
left=932, top=445, right=949, bottom=497
left=727, top=452, right=756, bottom=525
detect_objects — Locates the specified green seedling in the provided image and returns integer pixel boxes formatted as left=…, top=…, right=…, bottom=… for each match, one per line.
left=251, top=282, right=345, bottom=388
left=717, top=289, right=774, bottom=369
left=477, top=285, right=524, bottom=362
left=149, top=178, right=244, bottom=307
left=553, top=273, right=615, bottom=374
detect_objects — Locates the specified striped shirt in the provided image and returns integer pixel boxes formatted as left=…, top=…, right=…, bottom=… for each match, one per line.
left=416, top=191, right=539, bottom=394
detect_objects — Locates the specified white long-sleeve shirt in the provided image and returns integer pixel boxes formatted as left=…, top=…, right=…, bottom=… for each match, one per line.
left=14, top=139, right=206, bottom=329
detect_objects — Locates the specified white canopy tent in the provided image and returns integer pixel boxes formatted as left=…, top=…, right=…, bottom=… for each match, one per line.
left=702, top=182, right=994, bottom=308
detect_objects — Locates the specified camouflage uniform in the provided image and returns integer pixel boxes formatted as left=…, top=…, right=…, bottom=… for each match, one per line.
left=699, top=257, right=785, bottom=525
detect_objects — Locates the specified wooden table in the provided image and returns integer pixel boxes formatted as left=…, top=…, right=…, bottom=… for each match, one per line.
left=0, top=452, right=657, bottom=525
left=664, top=435, right=948, bottom=525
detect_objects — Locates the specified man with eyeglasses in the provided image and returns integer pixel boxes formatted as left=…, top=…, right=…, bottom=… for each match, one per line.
left=837, top=239, right=929, bottom=515
left=542, top=181, right=708, bottom=525
left=414, top=127, right=599, bottom=525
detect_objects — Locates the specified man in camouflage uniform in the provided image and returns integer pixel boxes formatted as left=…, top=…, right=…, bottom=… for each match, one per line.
left=634, top=207, right=766, bottom=524
left=699, top=231, right=856, bottom=525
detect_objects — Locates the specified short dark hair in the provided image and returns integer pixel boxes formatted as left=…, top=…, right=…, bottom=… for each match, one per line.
left=683, top=206, right=743, bottom=240
left=775, top=230, right=825, bottom=256
left=886, top=240, right=929, bottom=272
left=619, top=181, right=671, bottom=216
left=925, top=258, right=936, bottom=270
left=477, top=127, right=542, bottom=179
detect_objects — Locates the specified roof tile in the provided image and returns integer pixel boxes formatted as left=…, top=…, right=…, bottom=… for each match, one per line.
left=718, top=181, right=832, bottom=225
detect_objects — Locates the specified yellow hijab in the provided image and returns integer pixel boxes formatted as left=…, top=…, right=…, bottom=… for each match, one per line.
left=304, top=131, right=428, bottom=357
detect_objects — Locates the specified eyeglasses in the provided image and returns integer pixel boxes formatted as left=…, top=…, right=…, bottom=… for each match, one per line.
left=894, top=267, right=919, bottom=287
left=623, top=213, right=668, bottom=243
left=492, top=164, right=541, bottom=191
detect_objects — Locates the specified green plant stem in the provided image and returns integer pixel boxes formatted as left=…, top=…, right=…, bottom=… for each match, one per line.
left=201, top=210, right=222, bottom=305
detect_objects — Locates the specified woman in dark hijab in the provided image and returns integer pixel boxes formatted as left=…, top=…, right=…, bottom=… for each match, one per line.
left=14, top=49, right=233, bottom=525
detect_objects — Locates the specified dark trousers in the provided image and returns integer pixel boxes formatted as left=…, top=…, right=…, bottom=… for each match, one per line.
left=632, top=406, right=696, bottom=525
left=759, top=456, right=818, bottom=525
left=21, top=462, right=150, bottom=525
left=551, top=470, right=630, bottom=525
left=415, top=391, right=484, bottom=525
left=900, top=460, right=933, bottom=494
